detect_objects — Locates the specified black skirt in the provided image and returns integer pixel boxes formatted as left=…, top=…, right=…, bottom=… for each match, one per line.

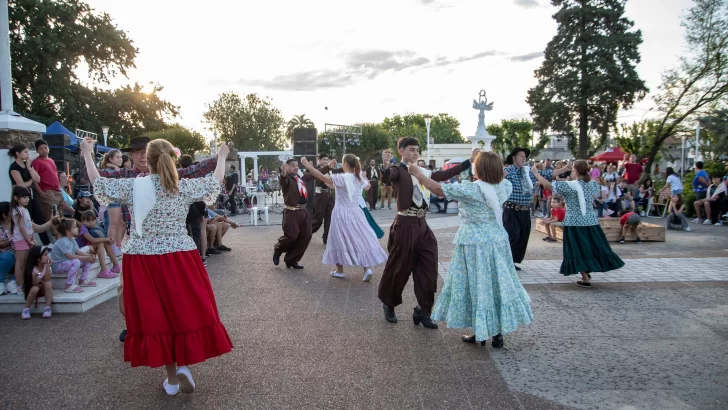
left=560, top=225, right=625, bottom=276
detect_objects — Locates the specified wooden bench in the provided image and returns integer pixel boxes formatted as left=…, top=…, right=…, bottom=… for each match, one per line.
left=535, top=217, right=665, bottom=242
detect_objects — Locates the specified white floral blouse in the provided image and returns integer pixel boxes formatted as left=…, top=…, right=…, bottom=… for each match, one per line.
left=93, top=174, right=221, bottom=255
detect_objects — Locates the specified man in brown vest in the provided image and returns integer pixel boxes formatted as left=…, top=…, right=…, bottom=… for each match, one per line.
left=379, top=137, right=477, bottom=328
left=273, top=158, right=314, bottom=269
left=311, top=153, right=336, bottom=244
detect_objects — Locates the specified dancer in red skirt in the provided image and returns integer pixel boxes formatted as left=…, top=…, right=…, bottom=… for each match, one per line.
left=81, top=138, right=233, bottom=396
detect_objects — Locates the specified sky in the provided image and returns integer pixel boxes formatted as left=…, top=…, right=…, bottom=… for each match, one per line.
left=82, top=0, right=694, bottom=142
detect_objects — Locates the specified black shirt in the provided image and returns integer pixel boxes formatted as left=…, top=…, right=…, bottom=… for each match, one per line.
left=8, top=161, right=31, bottom=186
left=226, top=172, right=239, bottom=191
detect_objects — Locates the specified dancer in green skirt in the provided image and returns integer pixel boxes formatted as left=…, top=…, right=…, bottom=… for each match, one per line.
left=530, top=160, right=624, bottom=287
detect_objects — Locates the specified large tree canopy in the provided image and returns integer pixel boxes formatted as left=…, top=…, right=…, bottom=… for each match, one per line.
left=8, top=0, right=178, bottom=145
left=486, top=119, right=549, bottom=158
left=527, top=0, right=648, bottom=158
left=148, top=124, right=208, bottom=156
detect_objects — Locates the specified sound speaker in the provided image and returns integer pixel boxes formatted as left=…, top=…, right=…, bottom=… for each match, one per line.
left=43, top=134, right=71, bottom=146
left=49, top=147, right=72, bottom=162
left=293, top=128, right=317, bottom=157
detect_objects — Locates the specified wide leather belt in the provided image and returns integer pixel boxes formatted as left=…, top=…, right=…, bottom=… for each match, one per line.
left=397, top=208, right=426, bottom=218
left=315, top=187, right=330, bottom=193
left=504, top=202, right=530, bottom=211
left=283, top=205, right=307, bottom=211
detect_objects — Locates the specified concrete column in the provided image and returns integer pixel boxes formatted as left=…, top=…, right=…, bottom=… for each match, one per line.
left=253, top=157, right=259, bottom=181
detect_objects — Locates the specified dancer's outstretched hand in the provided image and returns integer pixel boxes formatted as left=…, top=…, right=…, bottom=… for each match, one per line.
left=300, top=157, right=310, bottom=168
left=218, top=142, right=230, bottom=158
left=80, top=138, right=95, bottom=155
left=329, top=159, right=337, bottom=168
left=382, top=151, right=393, bottom=164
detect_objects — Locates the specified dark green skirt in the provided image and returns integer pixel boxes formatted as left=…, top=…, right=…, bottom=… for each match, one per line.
left=560, top=225, right=625, bottom=276
left=361, top=206, right=385, bottom=239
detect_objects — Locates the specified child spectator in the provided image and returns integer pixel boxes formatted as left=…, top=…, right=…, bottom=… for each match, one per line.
left=0, top=202, right=16, bottom=295
left=541, top=196, right=565, bottom=242
left=50, top=217, right=97, bottom=293
left=618, top=210, right=643, bottom=244
left=666, top=194, right=691, bottom=232
left=20, top=245, right=53, bottom=319
left=77, top=210, right=120, bottom=279
left=10, top=186, right=52, bottom=294
left=605, top=180, right=623, bottom=215
left=638, top=177, right=654, bottom=216
left=594, top=177, right=609, bottom=218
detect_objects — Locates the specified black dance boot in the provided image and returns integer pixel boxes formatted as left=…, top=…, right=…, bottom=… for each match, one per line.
left=273, top=249, right=282, bottom=266
left=383, top=304, right=398, bottom=323
left=286, top=262, right=304, bottom=270
left=412, top=306, right=439, bottom=329
left=462, top=335, right=486, bottom=346
left=491, top=334, right=504, bottom=349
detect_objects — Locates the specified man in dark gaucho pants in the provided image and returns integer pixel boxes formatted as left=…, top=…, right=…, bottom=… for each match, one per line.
left=379, top=137, right=478, bottom=328
left=273, top=158, right=315, bottom=269
left=311, top=153, right=337, bottom=244
left=503, top=147, right=539, bottom=271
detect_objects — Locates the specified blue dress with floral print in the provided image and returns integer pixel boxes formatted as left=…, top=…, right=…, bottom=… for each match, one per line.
left=431, top=180, right=533, bottom=341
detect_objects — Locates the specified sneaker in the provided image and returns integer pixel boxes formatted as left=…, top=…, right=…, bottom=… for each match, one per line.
left=534, top=212, right=545, bottom=218
left=640, top=211, right=646, bottom=217
left=716, top=221, right=724, bottom=226
left=163, top=379, right=179, bottom=396
left=387, top=205, right=391, bottom=209
left=42, top=307, right=52, bottom=318
left=363, top=269, right=373, bottom=282
left=206, top=248, right=221, bottom=255
left=6, top=280, right=18, bottom=295
left=635, top=237, right=642, bottom=244
left=119, top=329, right=127, bottom=342
left=0, top=282, right=6, bottom=296
left=176, top=366, right=196, bottom=394
left=112, top=245, right=122, bottom=257
left=703, top=219, right=713, bottom=225
left=692, top=218, right=701, bottom=224
left=330, top=271, right=345, bottom=278
left=619, top=237, right=625, bottom=244
left=684, top=226, right=691, bottom=232
left=216, top=245, right=232, bottom=252
left=202, top=259, right=208, bottom=267
left=21, top=308, right=30, bottom=320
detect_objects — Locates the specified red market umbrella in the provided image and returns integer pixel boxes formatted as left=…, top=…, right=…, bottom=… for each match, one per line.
left=590, top=147, right=628, bottom=163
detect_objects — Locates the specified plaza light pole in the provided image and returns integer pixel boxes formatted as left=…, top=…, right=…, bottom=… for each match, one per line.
left=424, top=115, right=432, bottom=167
left=212, top=131, right=218, bottom=155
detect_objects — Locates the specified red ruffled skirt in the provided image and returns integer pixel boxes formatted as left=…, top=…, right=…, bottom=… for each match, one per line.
left=122, top=250, right=233, bottom=368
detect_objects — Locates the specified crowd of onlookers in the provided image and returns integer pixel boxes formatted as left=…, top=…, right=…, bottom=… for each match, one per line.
left=1, top=139, right=241, bottom=319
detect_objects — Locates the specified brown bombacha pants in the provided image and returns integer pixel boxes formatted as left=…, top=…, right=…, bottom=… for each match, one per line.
left=311, top=192, right=334, bottom=242
left=275, top=208, right=312, bottom=265
left=378, top=215, right=438, bottom=315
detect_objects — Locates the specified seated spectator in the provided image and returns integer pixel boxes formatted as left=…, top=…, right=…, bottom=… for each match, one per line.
left=50, top=217, right=97, bottom=293
left=541, top=196, right=565, bottom=242
left=57, top=171, right=75, bottom=216
left=11, top=186, right=52, bottom=294
left=637, top=177, right=654, bottom=216
left=603, top=163, right=619, bottom=183
left=622, top=190, right=636, bottom=213
left=76, top=210, right=120, bottom=279
left=703, top=176, right=727, bottom=226
left=665, top=194, right=691, bottom=232
left=618, top=210, right=643, bottom=244
left=0, top=202, right=16, bottom=296
left=205, top=207, right=238, bottom=253
left=20, top=245, right=53, bottom=320
left=594, top=177, right=609, bottom=218
left=605, top=181, right=623, bottom=215
left=73, top=191, right=97, bottom=223
left=430, top=193, right=449, bottom=213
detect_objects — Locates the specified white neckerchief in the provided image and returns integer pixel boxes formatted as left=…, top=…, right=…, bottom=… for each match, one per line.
left=133, top=176, right=156, bottom=237
left=566, top=180, right=586, bottom=216
left=342, top=172, right=358, bottom=203
left=521, top=165, right=534, bottom=190
left=408, top=166, right=432, bottom=207
left=370, top=167, right=378, bottom=179
left=476, top=181, right=503, bottom=227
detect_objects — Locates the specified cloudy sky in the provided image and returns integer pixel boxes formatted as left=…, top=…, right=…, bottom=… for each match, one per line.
left=84, top=0, right=694, bottom=141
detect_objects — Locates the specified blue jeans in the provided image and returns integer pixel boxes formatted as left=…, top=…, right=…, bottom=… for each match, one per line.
left=596, top=201, right=608, bottom=217
left=0, top=252, right=16, bottom=282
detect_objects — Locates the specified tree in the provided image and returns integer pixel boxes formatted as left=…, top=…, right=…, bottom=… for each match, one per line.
left=699, top=109, right=728, bottom=159
left=486, top=119, right=549, bottom=158
left=8, top=0, right=178, bottom=143
left=614, top=120, right=658, bottom=160
left=644, top=0, right=728, bottom=175
left=318, top=124, right=392, bottom=163
left=203, top=92, right=286, bottom=169
left=286, top=114, right=315, bottom=141
left=148, top=124, right=208, bottom=156
left=526, top=0, right=648, bottom=159
left=381, top=113, right=465, bottom=152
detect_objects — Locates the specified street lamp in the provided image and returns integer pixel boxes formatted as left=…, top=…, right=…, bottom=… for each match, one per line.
left=101, top=125, right=110, bottom=146
left=212, top=131, right=218, bottom=155
left=424, top=115, right=432, bottom=167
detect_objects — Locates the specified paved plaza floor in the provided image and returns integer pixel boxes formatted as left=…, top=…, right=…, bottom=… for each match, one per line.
left=0, top=208, right=726, bottom=409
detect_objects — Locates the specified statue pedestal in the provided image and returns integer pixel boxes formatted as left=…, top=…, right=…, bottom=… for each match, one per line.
left=467, top=126, right=495, bottom=151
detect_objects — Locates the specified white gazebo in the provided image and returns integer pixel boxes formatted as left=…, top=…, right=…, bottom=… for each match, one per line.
left=237, top=151, right=293, bottom=180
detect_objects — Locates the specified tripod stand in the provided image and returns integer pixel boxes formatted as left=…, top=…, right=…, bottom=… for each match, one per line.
left=267, top=181, right=284, bottom=214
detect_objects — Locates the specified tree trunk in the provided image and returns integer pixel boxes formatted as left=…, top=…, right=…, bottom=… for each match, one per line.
left=643, top=135, right=663, bottom=176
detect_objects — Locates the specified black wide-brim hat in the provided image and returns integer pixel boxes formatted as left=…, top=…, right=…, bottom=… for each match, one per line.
left=120, top=136, right=151, bottom=152
left=505, top=147, right=531, bottom=165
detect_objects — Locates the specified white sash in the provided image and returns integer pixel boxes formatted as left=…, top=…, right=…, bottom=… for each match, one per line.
left=476, top=181, right=503, bottom=227
left=133, top=176, right=156, bottom=237
left=566, top=180, right=586, bottom=216
left=522, top=166, right=534, bottom=191
left=410, top=167, right=432, bottom=207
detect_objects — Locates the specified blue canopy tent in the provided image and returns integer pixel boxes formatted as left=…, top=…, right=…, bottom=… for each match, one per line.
left=43, top=121, right=113, bottom=153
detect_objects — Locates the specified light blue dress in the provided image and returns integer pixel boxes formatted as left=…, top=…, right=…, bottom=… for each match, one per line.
left=431, top=180, right=533, bottom=341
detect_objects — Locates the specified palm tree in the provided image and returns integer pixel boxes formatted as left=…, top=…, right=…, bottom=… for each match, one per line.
left=286, top=114, right=315, bottom=141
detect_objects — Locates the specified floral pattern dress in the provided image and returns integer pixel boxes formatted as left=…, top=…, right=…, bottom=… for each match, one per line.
left=431, top=180, right=533, bottom=341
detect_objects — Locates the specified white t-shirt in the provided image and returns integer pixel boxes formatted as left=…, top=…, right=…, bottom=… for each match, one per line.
left=600, top=185, right=609, bottom=200
left=666, top=174, right=683, bottom=193
left=11, top=207, right=32, bottom=243
left=604, top=172, right=619, bottom=182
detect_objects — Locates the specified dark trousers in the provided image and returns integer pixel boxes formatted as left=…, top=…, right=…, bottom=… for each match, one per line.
left=226, top=190, right=237, bottom=214
left=368, top=180, right=378, bottom=209
left=504, top=208, right=531, bottom=264
left=311, top=192, right=334, bottom=242
left=378, top=216, right=438, bottom=315
left=275, top=208, right=312, bottom=264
